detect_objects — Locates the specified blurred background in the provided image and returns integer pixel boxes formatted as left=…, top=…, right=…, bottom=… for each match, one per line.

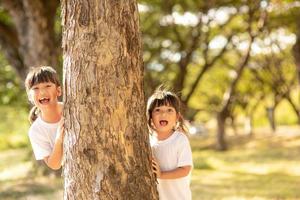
left=0, top=0, right=299, bottom=199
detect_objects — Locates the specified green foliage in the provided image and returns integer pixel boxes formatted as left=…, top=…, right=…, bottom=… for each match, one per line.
left=252, top=103, right=270, bottom=126
left=268, top=1, right=300, bottom=32
left=0, top=7, right=13, bottom=26
left=275, top=99, right=298, bottom=125
left=0, top=54, right=30, bottom=150
left=0, top=56, right=27, bottom=107
left=0, top=106, right=29, bottom=150
left=139, top=0, right=299, bottom=126
left=0, top=0, right=298, bottom=154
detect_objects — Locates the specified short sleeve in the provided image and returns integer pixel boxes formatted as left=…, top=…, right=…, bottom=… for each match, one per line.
left=28, top=127, right=52, bottom=160
left=177, top=135, right=193, bottom=168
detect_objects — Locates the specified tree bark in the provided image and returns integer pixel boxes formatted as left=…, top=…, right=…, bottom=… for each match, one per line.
left=61, top=1, right=158, bottom=199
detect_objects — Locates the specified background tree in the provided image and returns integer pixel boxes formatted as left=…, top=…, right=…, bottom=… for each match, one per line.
left=0, top=0, right=299, bottom=153
left=140, top=1, right=244, bottom=112
left=0, top=0, right=60, bottom=80
left=249, top=42, right=299, bottom=128
left=61, top=0, right=158, bottom=199
left=267, top=0, right=300, bottom=116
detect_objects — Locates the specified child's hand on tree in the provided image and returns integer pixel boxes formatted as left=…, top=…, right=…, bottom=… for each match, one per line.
left=55, top=118, right=64, bottom=144
left=152, top=157, right=161, bottom=179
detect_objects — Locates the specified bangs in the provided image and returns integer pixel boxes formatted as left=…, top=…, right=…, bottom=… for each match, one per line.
left=30, top=72, right=55, bottom=87
left=148, top=92, right=180, bottom=113
left=152, top=95, right=177, bottom=108
left=25, top=67, right=60, bottom=90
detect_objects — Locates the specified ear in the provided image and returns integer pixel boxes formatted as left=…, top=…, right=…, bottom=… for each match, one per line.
left=57, top=86, right=62, bottom=97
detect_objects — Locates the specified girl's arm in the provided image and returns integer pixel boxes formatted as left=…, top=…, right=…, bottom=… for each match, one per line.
left=44, top=120, right=64, bottom=170
left=44, top=140, right=63, bottom=170
left=160, top=166, right=191, bottom=179
left=152, top=159, right=191, bottom=179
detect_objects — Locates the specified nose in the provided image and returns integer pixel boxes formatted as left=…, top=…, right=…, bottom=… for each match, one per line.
left=160, top=110, right=168, bottom=116
left=40, top=87, right=47, bottom=95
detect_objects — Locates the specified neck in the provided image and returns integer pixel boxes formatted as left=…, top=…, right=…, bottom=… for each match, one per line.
left=156, top=130, right=174, bottom=141
left=40, top=103, right=62, bottom=123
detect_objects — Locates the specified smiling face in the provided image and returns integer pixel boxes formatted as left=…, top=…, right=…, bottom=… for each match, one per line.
left=151, top=104, right=178, bottom=135
left=29, top=82, right=61, bottom=110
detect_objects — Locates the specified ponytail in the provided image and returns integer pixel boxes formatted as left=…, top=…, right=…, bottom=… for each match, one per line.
left=29, top=106, right=40, bottom=124
left=176, top=113, right=190, bottom=136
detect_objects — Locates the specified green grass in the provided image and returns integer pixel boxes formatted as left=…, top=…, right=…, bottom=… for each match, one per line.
left=190, top=129, right=300, bottom=200
left=0, top=127, right=299, bottom=199
left=0, top=148, right=63, bottom=200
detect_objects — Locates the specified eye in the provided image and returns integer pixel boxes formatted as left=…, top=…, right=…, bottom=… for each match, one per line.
left=153, top=108, right=160, bottom=112
left=46, top=84, right=52, bottom=88
left=167, top=108, right=174, bottom=113
left=31, top=86, right=38, bottom=90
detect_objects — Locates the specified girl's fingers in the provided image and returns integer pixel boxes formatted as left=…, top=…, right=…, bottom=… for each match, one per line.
left=152, top=166, right=157, bottom=171
left=152, top=159, right=158, bottom=165
left=152, top=161, right=158, bottom=169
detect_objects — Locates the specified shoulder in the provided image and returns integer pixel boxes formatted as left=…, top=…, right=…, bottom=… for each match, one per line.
left=174, top=131, right=190, bottom=146
left=28, top=118, right=44, bottom=138
left=149, top=134, right=158, bottom=147
left=174, top=131, right=189, bottom=141
left=29, top=118, right=41, bottom=132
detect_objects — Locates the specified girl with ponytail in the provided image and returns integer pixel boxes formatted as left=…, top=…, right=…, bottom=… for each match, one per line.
left=25, top=66, right=64, bottom=170
left=147, top=86, right=193, bottom=200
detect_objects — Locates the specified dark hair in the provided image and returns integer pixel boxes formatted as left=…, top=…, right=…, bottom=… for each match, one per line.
left=146, top=86, right=188, bottom=135
left=25, top=66, right=60, bottom=123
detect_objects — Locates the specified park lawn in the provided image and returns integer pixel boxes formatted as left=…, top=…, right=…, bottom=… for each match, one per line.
left=0, top=128, right=299, bottom=199
left=191, top=129, right=300, bottom=200
left=0, top=148, right=63, bottom=200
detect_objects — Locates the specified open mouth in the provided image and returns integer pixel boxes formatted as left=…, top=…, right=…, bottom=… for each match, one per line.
left=159, top=120, right=168, bottom=126
left=39, top=97, right=50, bottom=104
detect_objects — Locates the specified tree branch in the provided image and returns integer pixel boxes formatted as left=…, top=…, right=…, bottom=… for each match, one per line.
left=182, top=10, right=238, bottom=104
left=183, top=33, right=234, bottom=104
left=174, top=13, right=203, bottom=91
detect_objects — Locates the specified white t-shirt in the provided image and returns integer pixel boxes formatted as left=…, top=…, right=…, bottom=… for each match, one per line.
left=151, top=131, right=193, bottom=200
left=28, top=116, right=60, bottom=160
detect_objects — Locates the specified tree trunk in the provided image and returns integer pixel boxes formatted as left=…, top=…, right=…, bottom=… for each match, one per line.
left=267, top=96, right=281, bottom=133
left=215, top=1, right=262, bottom=149
left=215, top=36, right=253, bottom=150
left=266, top=107, right=276, bottom=132
left=216, top=111, right=227, bottom=151
left=61, top=1, right=158, bottom=199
